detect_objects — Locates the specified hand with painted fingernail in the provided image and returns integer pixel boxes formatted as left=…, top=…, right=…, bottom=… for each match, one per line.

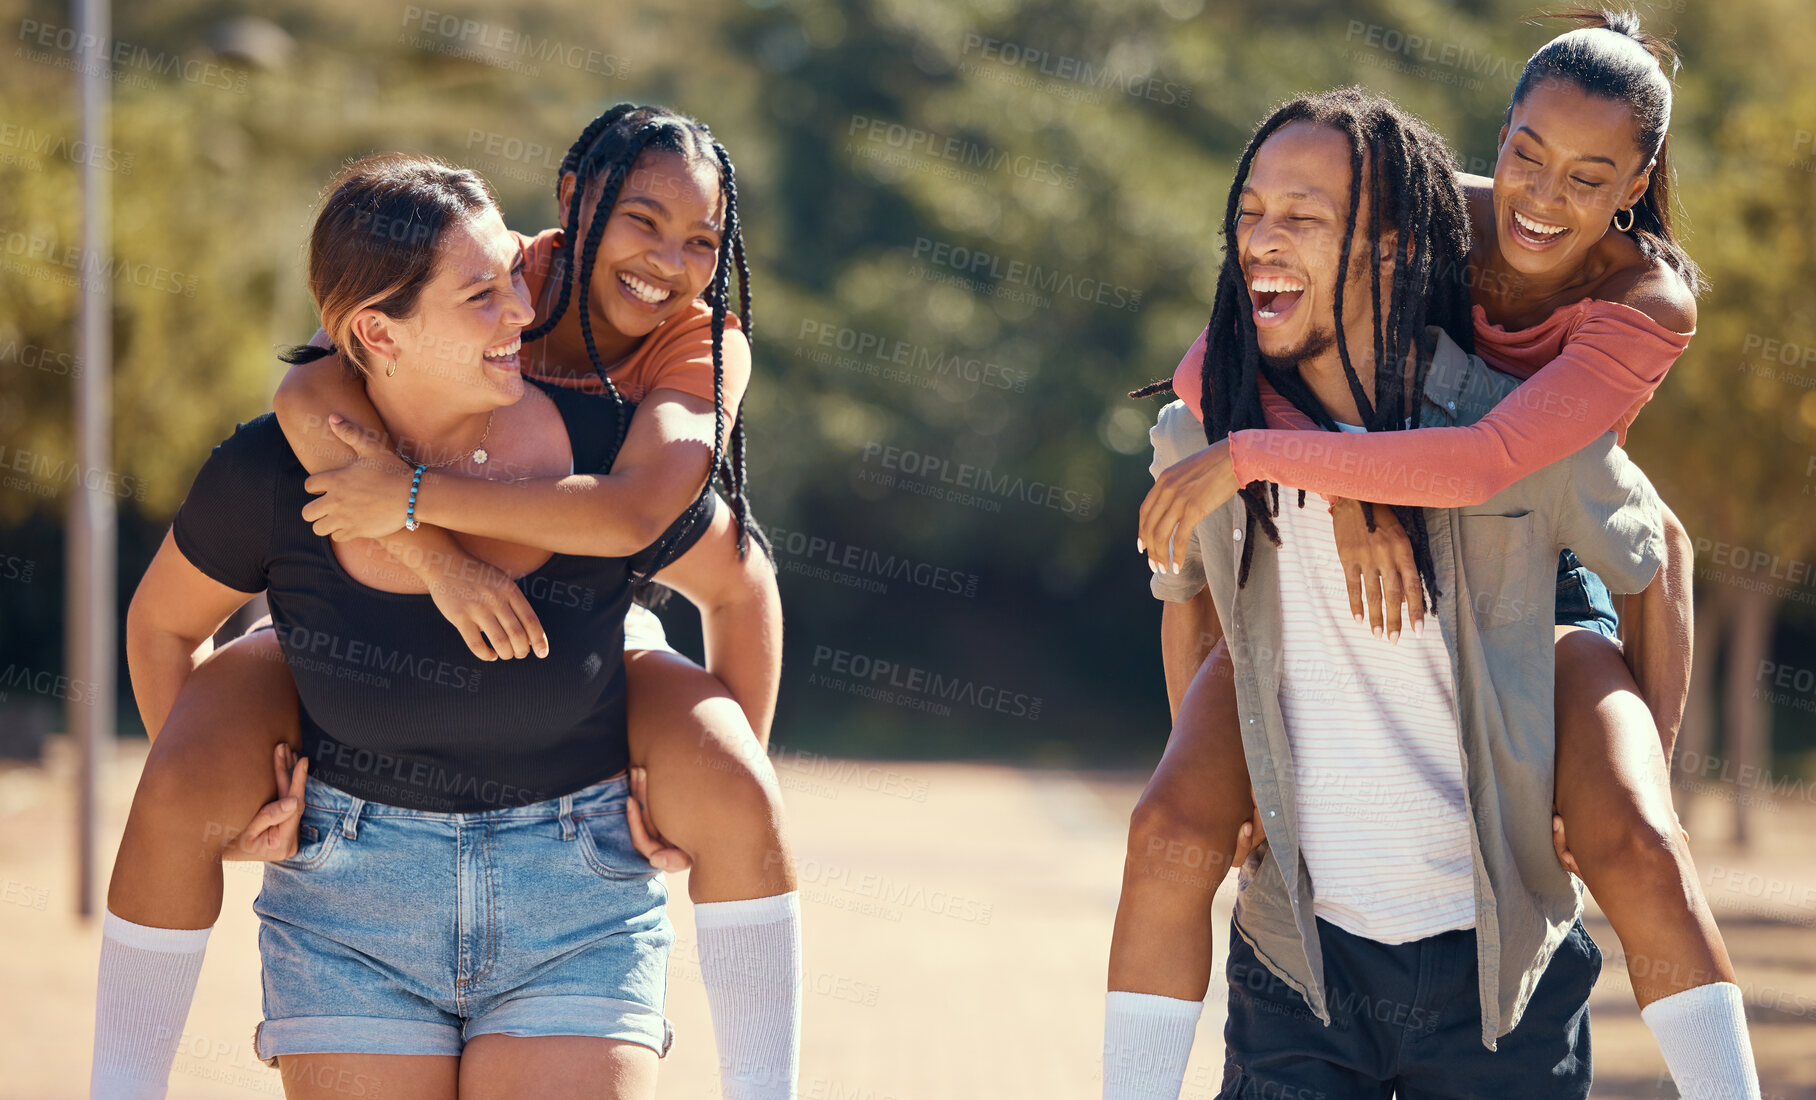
left=1329, top=497, right=1423, bottom=643
left=1139, top=439, right=1237, bottom=576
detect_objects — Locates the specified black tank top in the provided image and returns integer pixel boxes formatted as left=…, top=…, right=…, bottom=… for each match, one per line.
left=171, top=380, right=715, bottom=811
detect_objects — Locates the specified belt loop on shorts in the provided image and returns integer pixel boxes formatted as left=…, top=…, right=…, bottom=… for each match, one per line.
left=558, top=793, right=577, bottom=840
left=340, top=797, right=366, bottom=839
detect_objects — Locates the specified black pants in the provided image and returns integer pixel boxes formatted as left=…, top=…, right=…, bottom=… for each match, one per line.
left=1218, top=917, right=1600, bottom=1100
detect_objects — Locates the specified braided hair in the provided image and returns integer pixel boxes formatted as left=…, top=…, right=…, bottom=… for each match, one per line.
left=525, top=103, right=769, bottom=577
left=1134, top=88, right=1474, bottom=600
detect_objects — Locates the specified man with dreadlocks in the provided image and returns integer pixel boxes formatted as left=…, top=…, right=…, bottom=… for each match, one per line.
left=1104, top=88, right=1673, bottom=1100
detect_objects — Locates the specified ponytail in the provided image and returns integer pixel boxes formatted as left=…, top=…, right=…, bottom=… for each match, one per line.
left=1512, top=9, right=1705, bottom=295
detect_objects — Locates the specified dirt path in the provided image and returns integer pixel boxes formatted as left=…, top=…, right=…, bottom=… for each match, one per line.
left=2, top=739, right=1811, bottom=1097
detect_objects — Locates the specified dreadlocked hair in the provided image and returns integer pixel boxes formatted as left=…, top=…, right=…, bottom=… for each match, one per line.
left=1197, top=87, right=1474, bottom=602
left=524, top=103, right=770, bottom=584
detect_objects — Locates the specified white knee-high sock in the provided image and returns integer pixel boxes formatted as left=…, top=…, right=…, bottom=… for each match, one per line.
left=1640, top=982, right=1761, bottom=1100
left=695, top=892, right=802, bottom=1100
left=1103, top=991, right=1201, bottom=1100
left=90, top=911, right=212, bottom=1100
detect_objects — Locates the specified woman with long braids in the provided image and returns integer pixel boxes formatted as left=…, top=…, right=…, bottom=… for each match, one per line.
left=1112, top=15, right=1758, bottom=1100
left=91, top=110, right=801, bottom=1100
left=99, top=152, right=745, bottom=1097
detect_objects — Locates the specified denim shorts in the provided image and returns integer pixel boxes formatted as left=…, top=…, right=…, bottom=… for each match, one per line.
left=1554, top=548, right=1619, bottom=640
left=1219, top=916, right=1600, bottom=1099
left=252, top=772, right=672, bottom=1064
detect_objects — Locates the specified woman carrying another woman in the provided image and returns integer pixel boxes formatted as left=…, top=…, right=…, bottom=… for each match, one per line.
left=94, top=108, right=800, bottom=1100
left=1114, top=14, right=1758, bottom=1100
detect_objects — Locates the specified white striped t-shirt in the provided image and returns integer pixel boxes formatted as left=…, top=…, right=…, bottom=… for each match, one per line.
left=1271, top=434, right=1477, bottom=944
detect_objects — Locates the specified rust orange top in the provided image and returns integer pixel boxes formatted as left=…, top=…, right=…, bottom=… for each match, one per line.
left=511, top=227, right=751, bottom=415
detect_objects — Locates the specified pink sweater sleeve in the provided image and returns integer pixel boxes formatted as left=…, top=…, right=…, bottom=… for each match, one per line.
left=1222, top=308, right=1690, bottom=507
left=1170, top=327, right=1210, bottom=415
left=1170, top=326, right=1321, bottom=432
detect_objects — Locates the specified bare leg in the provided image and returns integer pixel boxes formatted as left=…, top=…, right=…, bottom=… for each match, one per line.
left=1552, top=625, right=1735, bottom=1006
left=624, top=648, right=800, bottom=1100
left=458, top=1036, right=657, bottom=1100
left=276, top=1053, right=457, bottom=1100
left=1108, top=640, right=1255, bottom=1000
left=93, top=628, right=302, bottom=1097
left=107, top=628, right=302, bottom=929
left=624, top=649, right=794, bottom=902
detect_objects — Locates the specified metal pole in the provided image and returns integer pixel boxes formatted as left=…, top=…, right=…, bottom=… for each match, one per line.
left=71, top=0, right=114, bottom=919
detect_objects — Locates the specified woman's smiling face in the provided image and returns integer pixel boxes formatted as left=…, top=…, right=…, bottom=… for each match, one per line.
left=1492, top=79, right=1653, bottom=279
left=355, top=206, right=535, bottom=412
left=562, top=148, right=725, bottom=340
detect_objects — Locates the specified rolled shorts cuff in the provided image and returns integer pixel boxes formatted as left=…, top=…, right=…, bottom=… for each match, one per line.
left=252, top=998, right=673, bottom=1067
left=466, top=994, right=673, bottom=1057
left=253, top=1015, right=461, bottom=1067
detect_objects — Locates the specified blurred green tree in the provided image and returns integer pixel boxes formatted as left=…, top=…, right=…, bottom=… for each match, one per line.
left=0, top=0, right=1810, bottom=804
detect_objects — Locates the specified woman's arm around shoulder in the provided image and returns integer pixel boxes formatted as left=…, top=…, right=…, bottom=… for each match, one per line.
left=405, top=386, right=738, bottom=557
left=271, top=334, right=392, bottom=474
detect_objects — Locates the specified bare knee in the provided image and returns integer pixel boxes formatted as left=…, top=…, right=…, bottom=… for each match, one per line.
left=692, top=728, right=785, bottom=827
left=130, top=647, right=298, bottom=852
left=628, top=653, right=784, bottom=821
left=666, top=723, right=795, bottom=896
left=1567, top=800, right=1687, bottom=886
left=643, top=699, right=790, bottom=869
left=130, top=725, right=272, bottom=858
left=125, top=736, right=216, bottom=853
left=1127, top=782, right=1246, bottom=876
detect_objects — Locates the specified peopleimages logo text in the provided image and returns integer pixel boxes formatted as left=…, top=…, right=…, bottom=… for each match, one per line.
left=958, top=33, right=1191, bottom=107
left=912, top=238, right=1141, bottom=313
left=271, top=623, right=483, bottom=693
left=861, top=442, right=1095, bottom=518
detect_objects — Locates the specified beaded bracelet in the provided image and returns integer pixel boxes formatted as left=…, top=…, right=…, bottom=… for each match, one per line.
left=404, top=464, right=427, bottom=531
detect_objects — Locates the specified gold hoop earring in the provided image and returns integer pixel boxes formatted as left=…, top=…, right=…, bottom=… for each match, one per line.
left=1613, top=206, right=1635, bottom=233
left=386, top=358, right=397, bottom=377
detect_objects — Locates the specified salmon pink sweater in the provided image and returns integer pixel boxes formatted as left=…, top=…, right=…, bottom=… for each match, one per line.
left=1168, top=300, right=1692, bottom=507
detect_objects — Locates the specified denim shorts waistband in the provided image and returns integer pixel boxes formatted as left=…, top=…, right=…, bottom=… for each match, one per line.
left=301, top=770, right=629, bottom=822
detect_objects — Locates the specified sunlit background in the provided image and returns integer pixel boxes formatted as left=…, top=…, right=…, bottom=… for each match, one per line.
left=3, top=0, right=1816, bottom=1095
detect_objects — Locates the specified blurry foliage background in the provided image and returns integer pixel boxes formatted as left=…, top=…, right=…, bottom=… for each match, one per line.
left=2, top=0, right=1813, bottom=779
